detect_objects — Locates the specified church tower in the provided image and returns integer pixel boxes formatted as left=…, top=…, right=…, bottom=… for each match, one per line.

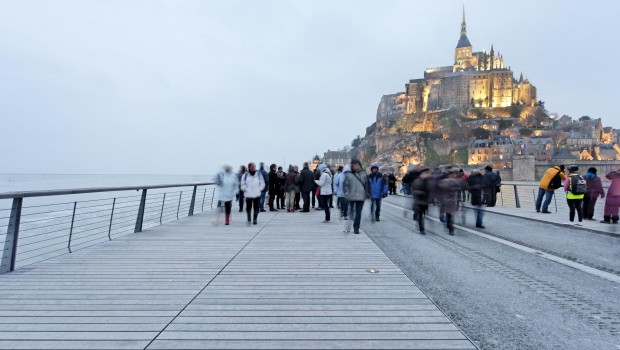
left=454, top=3, right=473, bottom=72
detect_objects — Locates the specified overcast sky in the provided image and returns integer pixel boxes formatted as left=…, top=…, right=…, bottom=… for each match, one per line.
left=1, top=0, right=618, bottom=175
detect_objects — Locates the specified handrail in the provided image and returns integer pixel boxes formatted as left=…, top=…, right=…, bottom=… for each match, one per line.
left=0, top=182, right=215, bottom=199
left=0, top=181, right=218, bottom=274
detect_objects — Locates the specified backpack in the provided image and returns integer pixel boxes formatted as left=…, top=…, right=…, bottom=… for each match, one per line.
left=548, top=170, right=562, bottom=190
left=569, top=175, right=586, bottom=195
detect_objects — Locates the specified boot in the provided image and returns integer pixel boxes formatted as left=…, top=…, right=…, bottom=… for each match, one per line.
left=613, top=215, right=619, bottom=224
left=247, top=211, right=251, bottom=222
left=253, top=212, right=259, bottom=225
left=225, top=214, right=230, bottom=225
left=601, top=215, right=611, bottom=224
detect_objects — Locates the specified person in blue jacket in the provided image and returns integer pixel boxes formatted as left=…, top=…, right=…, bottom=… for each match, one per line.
left=368, top=164, right=388, bottom=222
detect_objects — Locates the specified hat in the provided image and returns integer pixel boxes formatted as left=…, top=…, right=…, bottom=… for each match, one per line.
left=370, top=164, right=379, bottom=170
left=568, top=165, right=578, bottom=172
left=558, top=165, right=565, bottom=171
left=484, top=165, right=493, bottom=171
left=318, top=164, right=327, bottom=171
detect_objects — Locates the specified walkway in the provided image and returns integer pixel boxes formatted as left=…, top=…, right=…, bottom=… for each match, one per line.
left=0, top=209, right=476, bottom=350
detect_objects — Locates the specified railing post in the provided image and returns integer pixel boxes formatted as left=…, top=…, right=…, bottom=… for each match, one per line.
left=210, top=187, right=216, bottom=209
left=67, top=202, right=77, bottom=253
left=514, top=185, right=521, bottom=208
left=188, top=186, right=197, bottom=216
left=176, top=191, right=182, bottom=219
left=553, top=191, right=557, bottom=213
left=159, top=193, right=166, bottom=224
left=1, top=198, right=23, bottom=274
left=134, top=189, right=148, bottom=233
left=201, top=188, right=207, bottom=212
left=108, top=198, right=116, bottom=241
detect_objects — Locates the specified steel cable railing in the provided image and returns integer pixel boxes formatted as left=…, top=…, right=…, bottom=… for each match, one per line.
left=0, top=182, right=218, bottom=273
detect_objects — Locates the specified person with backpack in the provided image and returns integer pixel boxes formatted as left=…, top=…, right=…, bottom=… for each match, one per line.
left=536, top=165, right=566, bottom=213
left=563, top=165, right=585, bottom=226
left=601, top=169, right=620, bottom=224
left=240, top=162, right=265, bottom=225
left=482, top=165, right=500, bottom=207
left=583, top=167, right=605, bottom=221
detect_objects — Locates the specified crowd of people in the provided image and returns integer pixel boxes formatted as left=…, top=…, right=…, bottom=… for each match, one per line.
left=536, top=164, right=620, bottom=225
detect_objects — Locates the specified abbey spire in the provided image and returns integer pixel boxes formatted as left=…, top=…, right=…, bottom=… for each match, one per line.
left=456, top=3, right=472, bottom=49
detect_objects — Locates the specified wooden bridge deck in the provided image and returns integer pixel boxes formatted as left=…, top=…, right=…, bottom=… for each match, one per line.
left=0, top=209, right=476, bottom=349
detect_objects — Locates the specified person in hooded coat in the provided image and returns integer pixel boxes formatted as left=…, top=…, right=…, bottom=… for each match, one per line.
left=240, top=162, right=265, bottom=225
left=583, top=167, right=605, bottom=220
left=368, top=164, right=388, bottom=221
left=315, top=164, right=333, bottom=223
left=215, top=165, right=239, bottom=225
left=343, top=159, right=369, bottom=234
left=333, top=165, right=348, bottom=219
left=412, top=167, right=431, bottom=234
left=267, top=164, right=279, bottom=211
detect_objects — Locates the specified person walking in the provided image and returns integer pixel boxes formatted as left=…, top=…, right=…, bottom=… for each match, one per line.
left=240, top=162, right=265, bottom=225
left=343, top=159, right=369, bottom=234
left=315, top=164, right=333, bottom=223
left=267, top=164, right=279, bottom=212
left=236, top=165, right=247, bottom=212
left=583, top=167, right=605, bottom=221
left=214, top=165, right=239, bottom=225
left=601, top=169, right=620, bottom=224
left=564, top=165, right=585, bottom=226
left=285, top=165, right=298, bottom=212
left=313, top=167, right=321, bottom=210
left=438, top=168, right=464, bottom=235
left=467, top=169, right=485, bottom=229
left=388, top=171, right=397, bottom=195
left=412, top=167, right=431, bottom=234
left=298, top=163, right=314, bottom=212
left=258, top=163, right=269, bottom=212
left=293, top=165, right=301, bottom=210
left=276, top=166, right=286, bottom=209
left=333, top=166, right=348, bottom=219
left=535, top=165, right=566, bottom=213
left=368, top=164, right=388, bottom=222
left=482, top=165, right=500, bottom=207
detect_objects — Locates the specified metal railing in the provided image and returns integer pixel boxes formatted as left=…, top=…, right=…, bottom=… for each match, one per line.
left=0, top=182, right=217, bottom=274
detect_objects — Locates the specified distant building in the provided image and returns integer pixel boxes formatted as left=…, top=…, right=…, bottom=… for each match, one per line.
left=513, top=137, right=553, bottom=161
left=468, top=135, right=514, bottom=169
left=465, top=119, right=499, bottom=132
left=322, top=150, right=351, bottom=168
left=309, top=155, right=321, bottom=171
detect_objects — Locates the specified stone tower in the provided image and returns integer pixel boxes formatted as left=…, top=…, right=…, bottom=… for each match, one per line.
left=454, top=4, right=473, bottom=71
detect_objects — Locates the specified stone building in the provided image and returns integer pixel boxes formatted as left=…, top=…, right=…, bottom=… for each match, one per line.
left=513, top=137, right=553, bottom=161
left=468, top=135, right=514, bottom=169
left=400, top=5, right=537, bottom=114
left=322, top=150, right=351, bottom=168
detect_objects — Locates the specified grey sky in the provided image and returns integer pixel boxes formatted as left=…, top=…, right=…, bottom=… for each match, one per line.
left=1, top=0, right=618, bottom=175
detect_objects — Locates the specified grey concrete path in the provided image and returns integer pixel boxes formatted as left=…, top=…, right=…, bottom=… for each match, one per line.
left=0, top=208, right=476, bottom=350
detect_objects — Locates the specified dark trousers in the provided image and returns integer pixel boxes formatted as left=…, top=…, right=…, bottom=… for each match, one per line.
left=268, top=193, right=276, bottom=210
left=337, top=197, right=347, bottom=217
left=370, top=198, right=382, bottom=219
left=567, top=198, right=583, bottom=222
left=294, top=192, right=301, bottom=209
left=238, top=191, right=245, bottom=211
left=329, top=195, right=333, bottom=207
left=301, top=191, right=311, bottom=211
left=582, top=195, right=598, bottom=220
left=311, top=190, right=317, bottom=207
left=389, top=183, right=396, bottom=195
left=319, top=195, right=331, bottom=221
left=276, top=191, right=285, bottom=208
left=349, top=200, right=365, bottom=231
left=245, top=197, right=260, bottom=222
left=446, top=213, right=454, bottom=234
left=259, top=191, right=267, bottom=210
left=484, top=189, right=497, bottom=207
left=416, top=204, right=428, bottom=233
left=224, top=201, right=232, bottom=216
left=473, top=204, right=484, bottom=227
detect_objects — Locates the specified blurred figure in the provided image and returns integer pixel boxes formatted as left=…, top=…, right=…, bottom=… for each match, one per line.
left=583, top=167, right=604, bottom=220
left=236, top=165, right=247, bottom=212
left=258, top=163, right=269, bottom=212
left=315, top=164, right=333, bottom=223
left=299, top=162, right=314, bottom=212
left=276, top=166, right=286, bottom=209
left=313, top=167, right=321, bottom=210
left=214, top=165, right=239, bottom=225
left=482, top=165, right=500, bottom=207
left=412, top=167, right=431, bottom=234
left=333, top=166, right=348, bottom=219
left=293, top=165, right=301, bottom=210
left=601, top=169, right=620, bottom=224
left=241, top=162, right=265, bottom=225
left=368, top=164, right=388, bottom=222
left=439, top=168, right=464, bottom=235
left=467, top=169, right=485, bottom=229
left=285, top=165, right=297, bottom=212
left=458, top=169, right=468, bottom=202
left=388, top=170, right=397, bottom=195
left=343, top=159, right=369, bottom=234
left=268, top=164, right=279, bottom=211
left=564, top=165, right=585, bottom=226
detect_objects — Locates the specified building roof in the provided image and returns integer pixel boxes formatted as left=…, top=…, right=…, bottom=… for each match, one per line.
left=553, top=149, right=579, bottom=160
left=513, top=137, right=552, bottom=145
left=456, top=34, right=471, bottom=48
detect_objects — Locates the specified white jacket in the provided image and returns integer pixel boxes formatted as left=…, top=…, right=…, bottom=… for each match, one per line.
left=315, top=171, right=333, bottom=195
left=241, top=172, right=265, bottom=198
left=215, top=171, right=239, bottom=202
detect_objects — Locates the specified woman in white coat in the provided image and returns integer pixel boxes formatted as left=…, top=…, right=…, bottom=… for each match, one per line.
left=215, top=165, right=239, bottom=225
left=315, top=164, right=333, bottom=223
left=241, top=162, right=266, bottom=225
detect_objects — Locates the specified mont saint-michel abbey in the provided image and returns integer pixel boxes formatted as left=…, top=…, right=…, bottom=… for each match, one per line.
left=398, top=6, right=537, bottom=114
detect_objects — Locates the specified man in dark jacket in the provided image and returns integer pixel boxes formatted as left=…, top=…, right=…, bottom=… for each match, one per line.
left=299, top=163, right=315, bottom=212
left=388, top=172, right=397, bottom=195
left=412, top=167, right=431, bottom=234
left=267, top=164, right=279, bottom=211
left=467, top=169, right=485, bottom=228
left=258, top=163, right=269, bottom=212
left=482, top=165, right=500, bottom=207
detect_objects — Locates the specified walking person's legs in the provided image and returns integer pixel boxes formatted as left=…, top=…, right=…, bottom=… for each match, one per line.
left=535, top=187, right=545, bottom=211
left=475, top=205, right=484, bottom=228
left=287, top=191, right=295, bottom=211
left=417, top=204, right=427, bottom=234
left=320, top=195, right=331, bottom=222
left=446, top=213, right=454, bottom=235
left=353, top=201, right=364, bottom=233
left=295, top=192, right=301, bottom=210
left=542, top=190, right=554, bottom=212
left=375, top=198, right=382, bottom=221
left=239, top=192, right=245, bottom=212
left=245, top=198, right=252, bottom=222
left=259, top=191, right=266, bottom=211
left=302, top=191, right=310, bottom=212
left=575, top=199, right=583, bottom=223
left=224, top=201, right=232, bottom=225
left=252, top=197, right=260, bottom=224
left=370, top=199, right=376, bottom=221
left=567, top=199, right=576, bottom=222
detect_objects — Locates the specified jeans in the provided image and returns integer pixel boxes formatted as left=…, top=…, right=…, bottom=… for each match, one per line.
left=473, top=204, right=484, bottom=227
left=319, top=195, right=331, bottom=221
left=370, top=198, right=382, bottom=219
left=535, top=188, right=555, bottom=212
left=245, top=197, right=260, bottom=222
left=346, top=200, right=365, bottom=232
left=259, top=191, right=267, bottom=210
left=566, top=198, right=583, bottom=222
left=337, top=197, right=347, bottom=217
left=286, top=190, right=296, bottom=210
left=416, top=204, right=428, bottom=233
left=301, top=191, right=311, bottom=211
